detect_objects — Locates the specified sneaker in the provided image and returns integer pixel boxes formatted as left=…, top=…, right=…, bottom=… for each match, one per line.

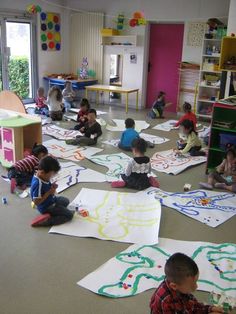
left=10, top=178, right=16, bottom=193
left=31, top=214, right=51, bottom=227
left=149, top=176, right=160, bottom=188
left=199, top=182, right=213, bottom=190
left=214, top=183, right=227, bottom=190
left=111, top=181, right=126, bottom=188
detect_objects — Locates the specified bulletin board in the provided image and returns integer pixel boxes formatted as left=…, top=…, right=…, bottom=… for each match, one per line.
left=40, top=12, right=61, bottom=51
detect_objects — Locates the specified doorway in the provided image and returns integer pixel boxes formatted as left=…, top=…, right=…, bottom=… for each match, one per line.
left=146, top=23, right=184, bottom=112
left=0, top=17, right=36, bottom=103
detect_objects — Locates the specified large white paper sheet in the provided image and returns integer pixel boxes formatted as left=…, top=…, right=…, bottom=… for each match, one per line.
left=102, top=134, right=169, bottom=147
left=42, top=124, right=82, bottom=140
left=152, top=120, right=178, bottom=132
left=146, top=187, right=236, bottom=227
left=64, top=114, right=106, bottom=126
left=106, top=119, right=150, bottom=132
left=78, top=238, right=236, bottom=298
left=44, top=139, right=103, bottom=161
left=69, top=108, right=107, bottom=115
left=53, top=162, right=106, bottom=192
left=88, top=152, right=131, bottom=181
left=151, top=150, right=206, bottom=175
left=49, top=188, right=161, bottom=244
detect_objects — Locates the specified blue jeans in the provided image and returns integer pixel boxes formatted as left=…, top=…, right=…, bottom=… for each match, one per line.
left=44, top=196, right=74, bottom=226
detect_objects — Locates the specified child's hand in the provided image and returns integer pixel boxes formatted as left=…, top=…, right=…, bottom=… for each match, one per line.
left=173, top=149, right=181, bottom=155
left=80, top=127, right=85, bottom=132
left=210, top=306, right=224, bottom=313
left=49, top=185, right=57, bottom=195
left=52, top=182, right=58, bottom=189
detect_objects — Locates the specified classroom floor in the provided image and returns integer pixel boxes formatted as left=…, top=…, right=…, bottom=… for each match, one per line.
left=0, top=105, right=235, bottom=314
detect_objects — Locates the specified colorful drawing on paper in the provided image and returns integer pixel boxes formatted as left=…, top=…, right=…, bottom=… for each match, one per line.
left=88, top=153, right=131, bottom=182
left=102, top=134, right=169, bottom=147
left=151, top=150, right=206, bottom=175
left=152, top=120, right=178, bottom=132
left=146, top=188, right=236, bottom=227
left=106, top=119, right=150, bottom=132
left=78, top=238, right=236, bottom=298
left=53, top=162, right=106, bottom=193
left=69, top=108, right=107, bottom=115
left=40, top=12, right=61, bottom=51
left=44, top=139, right=103, bottom=162
left=64, top=114, right=106, bottom=126
left=49, top=188, right=162, bottom=244
left=42, top=124, right=82, bottom=140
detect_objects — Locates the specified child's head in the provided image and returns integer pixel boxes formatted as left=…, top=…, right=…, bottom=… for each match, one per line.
left=80, top=98, right=90, bottom=112
left=125, top=118, right=135, bottom=129
left=32, top=144, right=48, bottom=160
left=37, top=156, right=61, bottom=182
left=157, top=91, right=165, bottom=99
left=165, top=253, right=199, bottom=294
left=131, top=138, right=147, bottom=156
left=183, top=102, right=192, bottom=113
left=180, top=119, right=196, bottom=135
left=64, top=80, right=72, bottom=89
left=226, top=147, right=236, bottom=163
left=87, top=109, right=97, bottom=123
left=48, top=86, right=62, bottom=102
left=37, top=87, right=45, bottom=98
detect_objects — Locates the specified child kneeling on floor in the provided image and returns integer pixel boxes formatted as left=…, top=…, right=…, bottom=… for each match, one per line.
left=66, top=109, right=102, bottom=146
left=31, top=156, right=74, bottom=227
left=199, top=147, right=236, bottom=192
left=148, top=91, right=171, bottom=119
left=150, top=253, right=224, bottom=314
left=8, top=144, right=48, bottom=193
left=111, top=138, right=159, bottom=190
left=174, top=119, right=206, bottom=156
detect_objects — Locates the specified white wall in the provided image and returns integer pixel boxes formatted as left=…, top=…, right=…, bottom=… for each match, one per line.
left=0, top=0, right=70, bottom=89
left=227, top=0, right=236, bottom=34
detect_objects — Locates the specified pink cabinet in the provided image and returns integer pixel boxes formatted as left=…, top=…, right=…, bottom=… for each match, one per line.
left=4, top=147, right=14, bottom=163
left=3, top=128, right=13, bottom=144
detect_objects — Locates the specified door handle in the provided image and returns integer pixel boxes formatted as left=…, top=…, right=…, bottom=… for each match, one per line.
left=148, top=61, right=151, bottom=72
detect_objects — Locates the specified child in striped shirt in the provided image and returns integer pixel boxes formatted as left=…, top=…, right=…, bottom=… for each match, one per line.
left=8, top=144, right=48, bottom=193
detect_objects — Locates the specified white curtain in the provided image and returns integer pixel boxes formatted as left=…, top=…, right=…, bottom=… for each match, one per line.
left=70, top=12, right=104, bottom=82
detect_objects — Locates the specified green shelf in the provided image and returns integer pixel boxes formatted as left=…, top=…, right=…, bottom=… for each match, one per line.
left=211, top=126, right=236, bottom=133
left=209, top=147, right=225, bottom=153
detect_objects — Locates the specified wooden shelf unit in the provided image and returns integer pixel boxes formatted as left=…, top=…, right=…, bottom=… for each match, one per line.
left=219, top=36, right=236, bottom=72
left=206, top=102, right=236, bottom=172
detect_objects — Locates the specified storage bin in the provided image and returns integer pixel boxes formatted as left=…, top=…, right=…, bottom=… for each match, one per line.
left=101, top=28, right=120, bottom=36
left=219, top=133, right=236, bottom=150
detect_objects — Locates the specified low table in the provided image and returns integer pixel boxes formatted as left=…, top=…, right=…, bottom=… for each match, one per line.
left=43, top=77, right=98, bottom=90
left=85, top=84, right=139, bottom=113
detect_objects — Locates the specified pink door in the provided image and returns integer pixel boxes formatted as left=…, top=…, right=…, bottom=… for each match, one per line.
left=146, top=24, right=184, bottom=112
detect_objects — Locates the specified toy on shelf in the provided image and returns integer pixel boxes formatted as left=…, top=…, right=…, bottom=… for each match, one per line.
left=26, top=4, right=42, bottom=14
left=129, top=11, right=147, bottom=27
left=0, top=109, right=42, bottom=168
left=116, top=14, right=125, bottom=31
left=79, top=57, right=89, bottom=80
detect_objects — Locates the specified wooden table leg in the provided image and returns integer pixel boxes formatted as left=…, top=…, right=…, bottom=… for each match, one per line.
left=125, top=93, right=128, bottom=113
left=136, top=90, right=139, bottom=111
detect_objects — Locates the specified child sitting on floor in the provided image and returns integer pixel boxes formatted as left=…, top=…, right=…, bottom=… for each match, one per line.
left=174, top=102, right=197, bottom=130
left=118, top=118, right=139, bottom=151
left=66, top=109, right=102, bottom=146
left=35, top=87, right=49, bottom=116
left=111, top=138, right=159, bottom=190
left=150, top=253, right=224, bottom=314
left=62, top=80, right=76, bottom=111
left=74, top=98, right=90, bottom=130
left=199, top=147, right=236, bottom=192
left=31, top=156, right=74, bottom=227
left=174, top=119, right=206, bottom=156
left=8, top=144, right=48, bottom=193
left=47, top=86, right=64, bottom=121
left=148, top=91, right=172, bottom=119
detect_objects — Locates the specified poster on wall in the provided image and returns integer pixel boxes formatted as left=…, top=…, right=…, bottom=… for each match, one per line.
left=130, top=52, right=137, bottom=64
left=187, top=22, right=206, bottom=47
left=40, top=12, right=61, bottom=51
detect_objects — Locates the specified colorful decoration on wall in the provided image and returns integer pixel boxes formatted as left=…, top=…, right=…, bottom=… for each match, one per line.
left=116, top=14, right=125, bottom=30
left=79, top=57, right=89, bottom=79
left=129, top=11, right=147, bottom=28
left=187, top=22, right=206, bottom=47
left=40, top=12, right=61, bottom=51
left=26, top=4, right=41, bottom=14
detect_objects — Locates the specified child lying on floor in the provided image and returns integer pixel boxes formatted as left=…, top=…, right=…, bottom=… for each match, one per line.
left=8, top=144, right=48, bottom=193
left=111, top=138, right=159, bottom=190
left=150, top=253, right=224, bottom=314
left=31, top=156, right=74, bottom=227
left=174, top=119, right=206, bottom=156
left=199, top=147, right=236, bottom=192
left=66, top=109, right=102, bottom=146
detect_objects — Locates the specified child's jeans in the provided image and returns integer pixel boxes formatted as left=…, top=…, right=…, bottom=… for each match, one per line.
left=43, top=196, right=74, bottom=226
left=8, top=167, right=33, bottom=187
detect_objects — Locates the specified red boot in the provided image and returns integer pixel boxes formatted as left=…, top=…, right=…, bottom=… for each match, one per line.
left=111, top=181, right=126, bottom=188
left=149, top=176, right=160, bottom=188
left=31, top=214, right=51, bottom=227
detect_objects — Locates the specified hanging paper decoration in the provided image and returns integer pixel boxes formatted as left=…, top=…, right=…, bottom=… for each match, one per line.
left=116, top=14, right=125, bottom=31
left=26, top=4, right=41, bottom=14
left=129, top=11, right=147, bottom=27
left=40, top=12, right=61, bottom=51
left=79, top=57, right=89, bottom=79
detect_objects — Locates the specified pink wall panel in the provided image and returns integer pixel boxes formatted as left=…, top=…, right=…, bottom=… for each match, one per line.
left=146, top=24, right=184, bottom=112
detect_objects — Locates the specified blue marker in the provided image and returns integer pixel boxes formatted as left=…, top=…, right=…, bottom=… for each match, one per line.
left=2, top=197, right=7, bottom=204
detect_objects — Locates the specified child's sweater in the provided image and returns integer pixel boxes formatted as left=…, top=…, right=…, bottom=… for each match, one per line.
left=82, top=121, right=102, bottom=143
left=13, top=155, right=39, bottom=173
left=216, top=158, right=236, bottom=176
left=47, top=96, right=63, bottom=112
left=180, top=132, right=202, bottom=154
left=77, top=109, right=89, bottom=122
left=175, top=112, right=197, bottom=129
left=125, top=156, right=151, bottom=176
left=36, top=96, right=47, bottom=109
left=120, top=128, right=139, bottom=148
